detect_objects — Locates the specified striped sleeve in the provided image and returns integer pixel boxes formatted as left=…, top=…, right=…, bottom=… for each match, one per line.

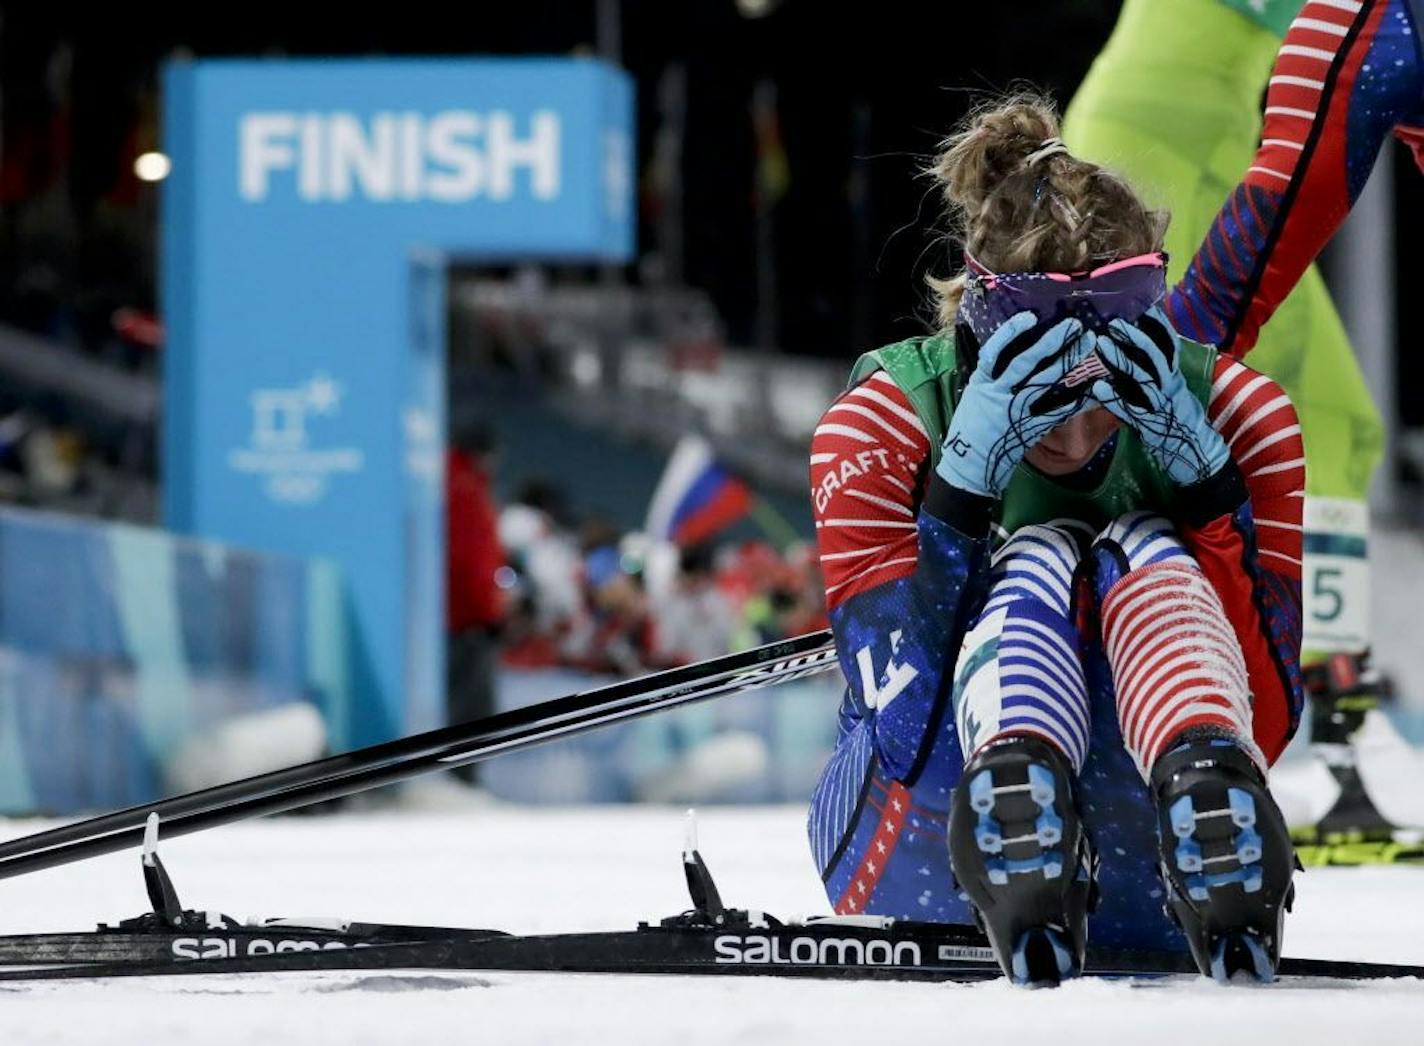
left=1175, top=358, right=1305, bottom=762
left=1167, top=0, right=1424, bottom=353
left=1206, top=357, right=1306, bottom=579
left=810, top=371, right=932, bottom=610
left=809, top=370, right=994, bottom=783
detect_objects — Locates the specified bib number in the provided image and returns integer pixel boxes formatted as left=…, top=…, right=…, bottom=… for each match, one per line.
left=1302, top=497, right=1369, bottom=653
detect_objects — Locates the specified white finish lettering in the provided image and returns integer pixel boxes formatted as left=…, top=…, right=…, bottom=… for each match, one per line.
left=485, top=110, right=561, bottom=200
left=240, top=113, right=298, bottom=200
left=425, top=112, right=484, bottom=201
left=328, top=112, right=397, bottom=200
left=399, top=112, right=423, bottom=200
left=298, top=113, right=325, bottom=199
left=238, top=110, right=563, bottom=204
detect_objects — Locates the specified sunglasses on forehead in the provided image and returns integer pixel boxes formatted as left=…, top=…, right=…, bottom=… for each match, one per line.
left=957, top=251, right=1168, bottom=347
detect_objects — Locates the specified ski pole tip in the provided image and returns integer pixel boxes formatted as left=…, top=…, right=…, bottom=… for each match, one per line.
left=142, top=812, right=160, bottom=866
left=683, top=808, right=699, bottom=862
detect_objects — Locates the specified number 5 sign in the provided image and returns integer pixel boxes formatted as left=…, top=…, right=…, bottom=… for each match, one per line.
left=1302, top=497, right=1369, bottom=654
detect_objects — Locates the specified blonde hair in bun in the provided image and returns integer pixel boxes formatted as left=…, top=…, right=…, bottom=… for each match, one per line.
left=926, top=92, right=1168, bottom=327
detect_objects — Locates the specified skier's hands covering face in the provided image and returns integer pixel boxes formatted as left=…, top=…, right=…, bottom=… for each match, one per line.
left=1089, top=308, right=1228, bottom=486
left=937, top=311, right=1098, bottom=499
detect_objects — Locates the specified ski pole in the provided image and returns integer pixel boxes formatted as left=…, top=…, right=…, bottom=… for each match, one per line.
left=0, top=630, right=837, bottom=880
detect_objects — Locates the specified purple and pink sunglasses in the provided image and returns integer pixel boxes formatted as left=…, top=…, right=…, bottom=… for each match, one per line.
left=956, top=251, right=1168, bottom=347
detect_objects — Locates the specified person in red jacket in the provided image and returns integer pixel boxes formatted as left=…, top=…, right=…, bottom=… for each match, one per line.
left=446, top=419, right=508, bottom=752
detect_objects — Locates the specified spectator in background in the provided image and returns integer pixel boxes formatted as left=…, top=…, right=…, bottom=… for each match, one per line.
left=575, top=544, right=661, bottom=677
left=446, top=417, right=507, bottom=747
left=777, top=542, right=829, bottom=637
left=499, top=479, right=583, bottom=644
left=653, top=543, right=738, bottom=664
left=715, top=540, right=810, bottom=648
left=0, top=396, right=88, bottom=506
left=490, top=486, right=825, bottom=675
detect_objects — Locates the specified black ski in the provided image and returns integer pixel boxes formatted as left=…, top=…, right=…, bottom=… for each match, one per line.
left=0, top=910, right=1417, bottom=984
left=0, top=916, right=507, bottom=967
left=0, top=813, right=1414, bottom=987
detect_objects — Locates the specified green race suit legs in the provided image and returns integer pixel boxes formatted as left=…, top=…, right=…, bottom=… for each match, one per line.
left=1064, top=0, right=1380, bottom=654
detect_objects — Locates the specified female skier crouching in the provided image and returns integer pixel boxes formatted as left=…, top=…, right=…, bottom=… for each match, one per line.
left=806, top=97, right=1304, bottom=986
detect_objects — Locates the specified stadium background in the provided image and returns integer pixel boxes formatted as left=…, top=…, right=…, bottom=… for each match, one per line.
left=1, top=0, right=1422, bottom=814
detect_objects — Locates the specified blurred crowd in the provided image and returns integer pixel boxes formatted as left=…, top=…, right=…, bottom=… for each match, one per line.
left=0, top=386, right=156, bottom=521
left=446, top=423, right=826, bottom=700
left=499, top=499, right=826, bottom=676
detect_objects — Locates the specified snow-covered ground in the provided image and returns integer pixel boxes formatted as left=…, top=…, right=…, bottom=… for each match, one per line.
left=0, top=520, right=1418, bottom=1044
left=0, top=800, right=1420, bottom=1046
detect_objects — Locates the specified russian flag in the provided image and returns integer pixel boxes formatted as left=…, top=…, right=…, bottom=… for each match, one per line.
left=645, top=436, right=753, bottom=546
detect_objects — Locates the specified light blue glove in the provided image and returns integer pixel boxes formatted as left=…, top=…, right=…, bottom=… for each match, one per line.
left=1090, top=308, right=1229, bottom=486
left=937, top=311, right=1092, bottom=499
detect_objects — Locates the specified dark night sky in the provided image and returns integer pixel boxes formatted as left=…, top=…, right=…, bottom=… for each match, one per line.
left=2, top=1, right=1419, bottom=418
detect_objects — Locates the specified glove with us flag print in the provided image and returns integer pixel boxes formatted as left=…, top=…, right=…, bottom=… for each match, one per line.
left=937, top=311, right=1095, bottom=499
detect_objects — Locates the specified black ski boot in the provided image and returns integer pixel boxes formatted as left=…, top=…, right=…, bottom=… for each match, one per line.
left=1151, top=739, right=1295, bottom=983
left=1306, top=653, right=1398, bottom=843
left=948, top=736, right=1095, bottom=987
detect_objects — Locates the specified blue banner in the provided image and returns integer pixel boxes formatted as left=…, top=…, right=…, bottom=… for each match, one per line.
left=161, top=59, right=635, bottom=744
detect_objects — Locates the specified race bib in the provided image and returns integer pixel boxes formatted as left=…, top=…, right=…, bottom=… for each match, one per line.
left=1302, top=497, right=1370, bottom=654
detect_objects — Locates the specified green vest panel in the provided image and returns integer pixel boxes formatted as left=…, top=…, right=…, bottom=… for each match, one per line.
left=846, top=333, right=1219, bottom=539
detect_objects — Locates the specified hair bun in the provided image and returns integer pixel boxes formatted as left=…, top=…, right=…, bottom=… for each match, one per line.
left=931, top=97, right=1062, bottom=219
left=923, top=91, right=1168, bottom=330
